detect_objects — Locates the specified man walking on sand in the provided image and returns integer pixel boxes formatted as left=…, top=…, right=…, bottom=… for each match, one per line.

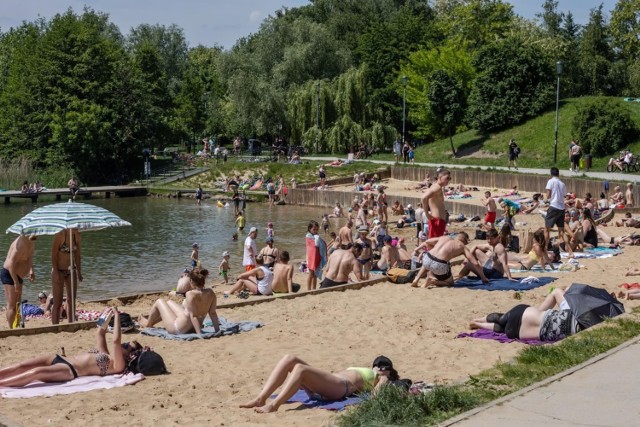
left=481, top=191, right=497, bottom=229
left=410, top=232, right=487, bottom=288
left=2, top=235, right=37, bottom=328
left=422, top=169, right=451, bottom=238
left=544, top=167, right=575, bottom=258
left=319, top=244, right=364, bottom=288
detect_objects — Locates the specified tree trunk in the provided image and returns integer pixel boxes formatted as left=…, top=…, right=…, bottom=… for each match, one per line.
left=449, top=132, right=456, bottom=157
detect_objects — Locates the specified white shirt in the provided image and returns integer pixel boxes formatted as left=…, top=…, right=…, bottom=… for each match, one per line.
left=545, top=177, right=567, bottom=210
left=415, top=207, right=425, bottom=224
left=243, top=236, right=257, bottom=266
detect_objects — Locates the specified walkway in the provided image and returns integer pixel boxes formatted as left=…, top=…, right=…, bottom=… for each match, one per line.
left=305, top=156, right=640, bottom=184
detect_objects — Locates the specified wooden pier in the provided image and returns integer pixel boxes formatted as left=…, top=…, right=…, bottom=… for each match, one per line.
left=1, top=185, right=147, bottom=203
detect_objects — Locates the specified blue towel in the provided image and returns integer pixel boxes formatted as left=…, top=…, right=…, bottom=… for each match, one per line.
left=140, top=317, right=263, bottom=341
left=273, top=388, right=364, bottom=411
left=454, top=276, right=557, bottom=291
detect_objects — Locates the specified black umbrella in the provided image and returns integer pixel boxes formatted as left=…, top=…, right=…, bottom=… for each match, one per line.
left=564, top=283, right=625, bottom=329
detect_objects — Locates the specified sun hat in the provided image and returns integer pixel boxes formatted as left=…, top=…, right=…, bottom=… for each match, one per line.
left=38, top=291, right=47, bottom=299
left=249, top=227, right=258, bottom=234
left=222, top=251, right=230, bottom=257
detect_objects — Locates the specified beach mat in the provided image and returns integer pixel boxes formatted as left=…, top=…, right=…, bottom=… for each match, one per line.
left=0, top=373, right=144, bottom=398
left=274, top=388, right=364, bottom=410
left=456, top=329, right=551, bottom=345
left=454, top=276, right=557, bottom=291
left=140, top=317, right=262, bottom=341
left=561, top=247, right=622, bottom=259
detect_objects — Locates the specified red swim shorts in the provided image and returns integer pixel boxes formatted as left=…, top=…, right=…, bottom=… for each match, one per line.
left=428, top=217, right=447, bottom=238
left=484, top=212, right=497, bottom=224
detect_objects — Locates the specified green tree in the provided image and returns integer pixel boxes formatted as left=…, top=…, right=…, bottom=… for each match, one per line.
left=578, top=5, right=614, bottom=95
left=572, top=99, right=638, bottom=156
left=610, top=0, right=640, bottom=61
left=426, top=70, right=466, bottom=156
left=536, top=0, right=564, bottom=36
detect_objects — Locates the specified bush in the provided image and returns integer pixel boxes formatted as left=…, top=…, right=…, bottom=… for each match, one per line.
left=572, top=99, right=639, bottom=156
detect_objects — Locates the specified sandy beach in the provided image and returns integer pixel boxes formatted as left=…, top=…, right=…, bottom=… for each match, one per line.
left=1, top=179, right=639, bottom=427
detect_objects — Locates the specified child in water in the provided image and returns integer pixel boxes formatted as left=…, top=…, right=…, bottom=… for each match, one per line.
left=322, top=213, right=330, bottom=234
left=236, top=212, right=246, bottom=233
left=266, top=222, right=274, bottom=239
left=232, top=232, right=238, bottom=241
left=219, top=251, right=230, bottom=284
left=191, top=243, right=200, bottom=268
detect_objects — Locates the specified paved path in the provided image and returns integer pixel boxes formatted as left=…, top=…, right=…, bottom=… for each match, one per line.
left=443, top=336, right=640, bottom=426
left=304, top=156, right=640, bottom=184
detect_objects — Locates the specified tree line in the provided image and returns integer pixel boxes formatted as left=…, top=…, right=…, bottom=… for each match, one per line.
left=1, top=1, right=638, bottom=183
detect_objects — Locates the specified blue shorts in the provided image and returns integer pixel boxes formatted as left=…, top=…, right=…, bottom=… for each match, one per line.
left=1, top=268, right=23, bottom=286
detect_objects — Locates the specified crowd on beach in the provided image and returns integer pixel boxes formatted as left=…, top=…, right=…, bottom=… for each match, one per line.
left=2, top=161, right=640, bottom=415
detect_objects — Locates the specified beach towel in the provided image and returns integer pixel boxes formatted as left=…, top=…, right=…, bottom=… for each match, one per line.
left=454, top=276, right=557, bottom=291
left=249, top=179, right=263, bottom=190
left=306, top=233, right=327, bottom=280
left=140, top=317, right=262, bottom=341
left=274, top=388, right=364, bottom=411
left=0, top=373, right=144, bottom=399
left=456, top=329, right=550, bottom=345
left=509, top=263, right=567, bottom=273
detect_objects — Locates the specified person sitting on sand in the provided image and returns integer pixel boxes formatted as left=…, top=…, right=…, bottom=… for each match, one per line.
left=615, top=212, right=640, bottom=228
left=610, top=186, right=624, bottom=206
left=391, top=200, right=404, bottom=215
left=271, top=251, right=296, bottom=293
left=319, top=243, right=363, bottom=288
left=225, top=255, right=274, bottom=297
left=520, top=194, right=541, bottom=215
left=139, top=268, right=220, bottom=334
left=457, top=228, right=515, bottom=281
left=411, top=232, right=487, bottom=288
left=0, top=307, right=142, bottom=387
left=508, top=228, right=556, bottom=271
left=258, top=237, right=279, bottom=269
left=375, top=235, right=399, bottom=272
left=470, top=304, right=578, bottom=342
left=396, top=237, right=412, bottom=269
left=240, top=354, right=398, bottom=413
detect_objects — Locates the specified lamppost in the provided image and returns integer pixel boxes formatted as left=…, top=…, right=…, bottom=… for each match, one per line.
left=402, top=76, right=407, bottom=144
left=553, top=61, right=563, bottom=164
left=315, top=82, right=320, bottom=154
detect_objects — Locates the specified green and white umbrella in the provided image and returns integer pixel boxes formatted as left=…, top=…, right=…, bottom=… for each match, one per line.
left=6, top=200, right=131, bottom=321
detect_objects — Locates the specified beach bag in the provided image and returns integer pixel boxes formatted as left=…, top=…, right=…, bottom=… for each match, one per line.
left=475, top=230, right=487, bottom=240
left=519, top=230, right=533, bottom=254
left=508, top=235, right=520, bottom=253
left=128, top=349, right=167, bottom=376
left=387, top=268, right=417, bottom=284
left=108, top=312, right=136, bottom=333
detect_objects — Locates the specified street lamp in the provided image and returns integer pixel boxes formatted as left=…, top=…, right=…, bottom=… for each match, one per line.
left=402, top=76, right=407, bottom=145
left=553, top=61, right=563, bottom=164
left=315, top=82, right=320, bottom=154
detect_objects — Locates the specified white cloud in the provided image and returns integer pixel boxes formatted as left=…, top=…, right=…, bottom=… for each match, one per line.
left=249, top=9, right=262, bottom=23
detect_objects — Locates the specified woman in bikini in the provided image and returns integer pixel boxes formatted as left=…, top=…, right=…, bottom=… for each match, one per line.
left=240, top=354, right=398, bottom=413
left=51, top=229, right=82, bottom=324
left=139, top=268, right=220, bottom=335
left=0, top=307, right=142, bottom=387
left=508, top=228, right=555, bottom=271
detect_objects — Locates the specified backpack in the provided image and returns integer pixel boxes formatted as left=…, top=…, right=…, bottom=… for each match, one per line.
left=128, top=349, right=168, bottom=376
left=387, top=268, right=418, bottom=284
left=514, top=145, right=521, bottom=156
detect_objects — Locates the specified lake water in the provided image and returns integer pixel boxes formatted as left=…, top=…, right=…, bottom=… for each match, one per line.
left=0, top=197, right=328, bottom=306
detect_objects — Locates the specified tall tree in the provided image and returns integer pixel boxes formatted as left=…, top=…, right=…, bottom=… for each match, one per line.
left=536, top=0, right=564, bottom=36
left=578, top=5, right=614, bottom=95
left=426, top=70, right=466, bottom=156
left=610, top=0, right=640, bottom=61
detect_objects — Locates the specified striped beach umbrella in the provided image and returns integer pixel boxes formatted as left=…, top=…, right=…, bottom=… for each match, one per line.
left=6, top=200, right=131, bottom=322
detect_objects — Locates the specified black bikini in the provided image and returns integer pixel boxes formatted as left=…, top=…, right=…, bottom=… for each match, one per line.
left=51, top=355, right=79, bottom=378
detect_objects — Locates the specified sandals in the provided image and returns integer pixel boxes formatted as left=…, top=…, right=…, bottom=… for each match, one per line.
left=238, top=290, right=250, bottom=299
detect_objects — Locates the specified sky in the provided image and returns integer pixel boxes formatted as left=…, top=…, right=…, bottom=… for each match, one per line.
left=0, top=0, right=619, bottom=50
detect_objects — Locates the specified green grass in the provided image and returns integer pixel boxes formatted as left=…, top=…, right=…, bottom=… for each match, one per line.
left=338, top=316, right=640, bottom=427
left=371, top=96, right=640, bottom=172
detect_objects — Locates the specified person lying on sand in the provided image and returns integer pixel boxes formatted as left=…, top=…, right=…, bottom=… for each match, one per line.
left=410, top=232, right=487, bottom=288
left=618, top=288, right=640, bottom=300
left=0, top=307, right=142, bottom=387
left=139, top=268, right=219, bottom=334
left=616, top=212, right=640, bottom=228
left=626, top=268, right=640, bottom=276
left=240, top=354, right=398, bottom=413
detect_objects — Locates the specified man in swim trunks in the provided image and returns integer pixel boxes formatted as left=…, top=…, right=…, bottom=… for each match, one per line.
left=410, top=232, right=487, bottom=288
left=2, top=235, right=37, bottom=328
left=375, top=235, right=398, bottom=272
left=456, top=228, right=515, bottom=281
left=338, top=220, right=354, bottom=248
left=319, top=244, right=363, bottom=288
left=422, top=169, right=451, bottom=238
left=481, top=191, right=497, bottom=228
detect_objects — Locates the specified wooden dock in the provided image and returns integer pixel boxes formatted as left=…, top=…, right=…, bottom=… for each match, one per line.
left=1, top=185, right=147, bottom=203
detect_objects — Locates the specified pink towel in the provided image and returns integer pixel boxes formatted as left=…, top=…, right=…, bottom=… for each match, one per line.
left=0, top=373, right=144, bottom=398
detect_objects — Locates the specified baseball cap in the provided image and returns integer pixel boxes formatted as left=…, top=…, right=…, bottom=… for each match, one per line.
left=249, top=227, right=258, bottom=234
left=222, top=251, right=229, bottom=257
left=383, top=235, right=392, bottom=243
left=266, top=236, right=273, bottom=243
left=407, top=204, right=412, bottom=209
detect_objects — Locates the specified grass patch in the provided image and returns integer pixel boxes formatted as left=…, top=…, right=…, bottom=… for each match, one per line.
left=338, top=317, right=640, bottom=427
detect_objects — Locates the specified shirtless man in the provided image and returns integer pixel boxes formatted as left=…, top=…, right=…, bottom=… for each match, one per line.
left=410, top=232, right=487, bottom=288
left=319, top=244, right=363, bottom=288
left=422, top=169, right=451, bottom=238
left=2, top=235, right=37, bottom=328
left=329, top=202, right=344, bottom=218
left=457, top=228, right=515, bottom=281
left=375, top=235, right=399, bottom=271
left=355, top=226, right=374, bottom=280
left=271, top=252, right=295, bottom=293
left=625, top=183, right=635, bottom=207
left=481, top=191, right=497, bottom=228
left=338, top=220, right=354, bottom=248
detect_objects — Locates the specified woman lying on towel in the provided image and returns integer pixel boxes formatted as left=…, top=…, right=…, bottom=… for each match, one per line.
left=0, top=307, right=142, bottom=387
left=139, top=268, right=220, bottom=334
left=240, top=354, right=399, bottom=413
left=470, top=304, right=578, bottom=342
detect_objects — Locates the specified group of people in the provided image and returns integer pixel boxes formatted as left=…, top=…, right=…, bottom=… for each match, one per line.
left=19, top=179, right=44, bottom=193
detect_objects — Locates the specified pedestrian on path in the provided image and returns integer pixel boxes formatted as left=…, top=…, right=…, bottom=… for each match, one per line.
left=508, top=139, right=519, bottom=170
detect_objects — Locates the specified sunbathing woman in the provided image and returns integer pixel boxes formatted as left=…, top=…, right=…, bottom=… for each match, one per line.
left=139, top=268, right=220, bottom=334
left=0, top=307, right=142, bottom=387
left=508, top=228, right=555, bottom=271
left=470, top=304, right=578, bottom=342
left=240, top=354, right=398, bottom=413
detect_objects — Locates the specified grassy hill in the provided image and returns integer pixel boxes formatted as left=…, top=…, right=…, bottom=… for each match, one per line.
left=374, top=96, right=640, bottom=172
